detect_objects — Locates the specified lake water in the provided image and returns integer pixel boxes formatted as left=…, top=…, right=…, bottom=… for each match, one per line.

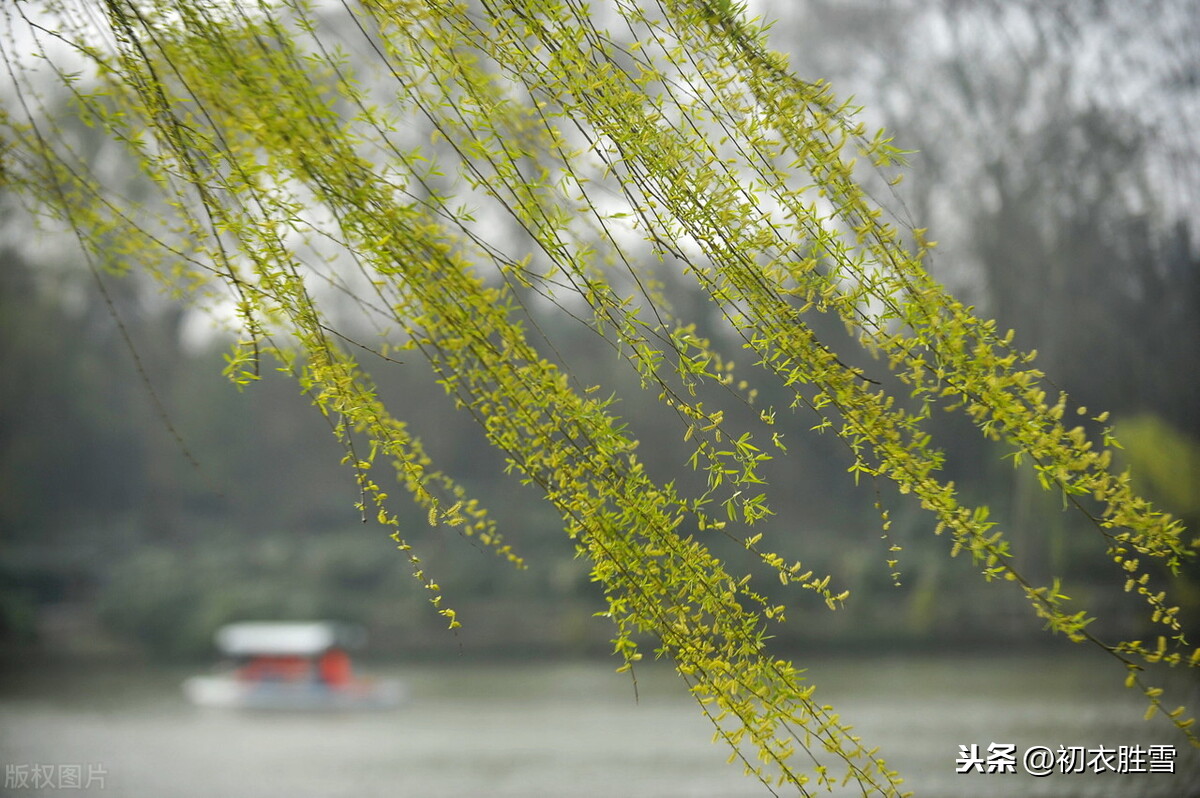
left=1, top=652, right=1197, bottom=797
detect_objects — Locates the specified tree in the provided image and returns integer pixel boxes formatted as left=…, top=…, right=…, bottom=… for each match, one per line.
left=2, top=0, right=1196, bottom=793
left=783, top=0, right=1200, bottom=436
left=773, top=0, right=1200, bottom=638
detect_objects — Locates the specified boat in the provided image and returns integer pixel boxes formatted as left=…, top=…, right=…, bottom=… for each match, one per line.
left=183, top=621, right=404, bottom=711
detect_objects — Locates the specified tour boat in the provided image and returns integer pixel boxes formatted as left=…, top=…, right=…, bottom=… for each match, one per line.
left=183, top=621, right=404, bottom=711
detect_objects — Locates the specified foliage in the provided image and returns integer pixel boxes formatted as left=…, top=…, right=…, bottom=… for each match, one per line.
left=1115, top=415, right=1200, bottom=521
left=3, top=0, right=1197, bottom=793
left=96, top=529, right=403, bottom=658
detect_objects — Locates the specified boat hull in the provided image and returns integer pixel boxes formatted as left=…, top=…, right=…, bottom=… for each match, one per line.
left=183, top=675, right=404, bottom=711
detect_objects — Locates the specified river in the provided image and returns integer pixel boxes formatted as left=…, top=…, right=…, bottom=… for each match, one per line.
left=1, top=652, right=1197, bottom=796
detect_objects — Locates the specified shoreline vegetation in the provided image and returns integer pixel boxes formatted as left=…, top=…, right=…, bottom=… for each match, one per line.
left=3, top=595, right=1157, bottom=667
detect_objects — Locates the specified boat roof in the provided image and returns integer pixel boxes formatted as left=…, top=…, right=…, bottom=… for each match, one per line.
left=215, top=622, right=364, bottom=656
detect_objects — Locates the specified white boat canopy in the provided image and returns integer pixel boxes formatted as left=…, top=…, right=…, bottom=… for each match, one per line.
left=215, top=622, right=365, bottom=656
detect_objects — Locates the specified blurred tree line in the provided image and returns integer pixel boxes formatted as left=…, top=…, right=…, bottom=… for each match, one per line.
left=1, top=0, right=1197, bottom=660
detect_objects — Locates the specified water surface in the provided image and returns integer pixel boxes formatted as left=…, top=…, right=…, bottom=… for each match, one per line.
left=1, top=653, right=1196, bottom=796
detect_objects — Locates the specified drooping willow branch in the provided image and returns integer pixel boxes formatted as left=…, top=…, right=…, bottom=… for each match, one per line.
left=3, top=0, right=1196, bottom=794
